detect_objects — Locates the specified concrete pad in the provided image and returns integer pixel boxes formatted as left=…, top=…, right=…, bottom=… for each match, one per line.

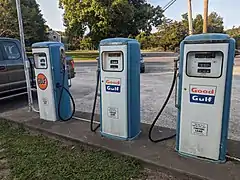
left=233, top=66, right=240, bottom=75
left=71, top=66, right=240, bottom=141
left=1, top=108, right=240, bottom=180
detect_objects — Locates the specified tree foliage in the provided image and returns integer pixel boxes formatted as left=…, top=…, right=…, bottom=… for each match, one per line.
left=156, top=18, right=188, bottom=51
left=59, top=0, right=164, bottom=49
left=181, top=12, right=224, bottom=34
left=143, top=11, right=225, bottom=51
left=226, top=26, right=240, bottom=49
left=58, top=0, right=229, bottom=51
left=0, top=0, right=47, bottom=46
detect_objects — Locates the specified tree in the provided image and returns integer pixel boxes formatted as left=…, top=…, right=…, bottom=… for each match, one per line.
left=135, top=32, right=155, bottom=49
left=193, top=14, right=203, bottom=34
left=226, top=26, right=240, bottom=49
left=59, top=0, right=164, bottom=49
left=181, top=12, right=224, bottom=34
left=156, top=19, right=188, bottom=51
left=154, top=11, right=224, bottom=51
left=0, top=0, right=47, bottom=46
left=207, top=12, right=224, bottom=33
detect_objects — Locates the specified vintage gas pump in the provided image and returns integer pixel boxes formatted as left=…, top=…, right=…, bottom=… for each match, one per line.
left=91, top=38, right=141, bottom=140
left=176, top=33, right=235, bottom=162
left=32, top=42, right=75, bottom=121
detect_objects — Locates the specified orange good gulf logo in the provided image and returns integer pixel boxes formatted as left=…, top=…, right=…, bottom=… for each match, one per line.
left=37, top=73, right=48, bottom=90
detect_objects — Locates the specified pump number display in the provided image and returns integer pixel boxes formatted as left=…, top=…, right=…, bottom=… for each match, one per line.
left=198, top=62, right=211, bottom=67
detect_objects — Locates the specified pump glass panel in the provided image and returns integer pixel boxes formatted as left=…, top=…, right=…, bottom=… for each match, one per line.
left=186, top=51, right=223, bottom=78
left=102, top=51, right=123, bottom=72
left=33, top=53, right=48, bottom=69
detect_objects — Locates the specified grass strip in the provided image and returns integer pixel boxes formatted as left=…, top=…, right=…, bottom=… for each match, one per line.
left=0, top=120, right=144, bottom=180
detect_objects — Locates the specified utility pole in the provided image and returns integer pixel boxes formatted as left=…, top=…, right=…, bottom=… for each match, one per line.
left=203, top=0, right=209, bottom=33
left=16, top=0, right=33, bottom=111
left=187, top=0, right=193, bottom=35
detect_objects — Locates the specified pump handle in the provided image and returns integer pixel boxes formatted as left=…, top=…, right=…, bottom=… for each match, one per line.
left=68, top=65, right=72, bottom=87
left=174, top=56, right=180, bottom=108
left=175, top=72, right=180, bottom=108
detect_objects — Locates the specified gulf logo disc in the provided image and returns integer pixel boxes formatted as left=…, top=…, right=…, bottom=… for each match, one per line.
left=37, top=73, right=48, bottom=90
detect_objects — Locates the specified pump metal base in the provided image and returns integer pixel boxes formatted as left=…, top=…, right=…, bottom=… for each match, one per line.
left=176, top=149, right=226, bottom=164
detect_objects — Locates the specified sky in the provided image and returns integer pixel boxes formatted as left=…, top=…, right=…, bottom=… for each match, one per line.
left=36, top=0, right=240, bottom=32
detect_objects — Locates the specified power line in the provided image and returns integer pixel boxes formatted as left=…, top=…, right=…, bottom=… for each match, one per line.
left=162, top=0, right=177, bottom=12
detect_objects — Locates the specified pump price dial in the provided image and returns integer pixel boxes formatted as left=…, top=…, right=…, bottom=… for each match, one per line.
left=195, top=52, right=216, bottom=58
left=197, top=69, right=211, bottom=73
left=108, top=53, right=121, bottom=57
left=110, top=60, right=118, bottom=64
left=198, top=62, right=211, bottom=68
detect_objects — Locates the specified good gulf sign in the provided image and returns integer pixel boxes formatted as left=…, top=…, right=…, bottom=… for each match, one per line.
left=189, top=85, right=216, bottom=104
left=105, top=78, right=121, bottom=93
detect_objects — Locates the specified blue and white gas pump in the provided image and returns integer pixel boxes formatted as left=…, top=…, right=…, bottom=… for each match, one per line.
left=90, top=38, right=141, bottom=140
left=32, top=42, right=75, bottom=121
left=176, top=33, right=236, bottom=162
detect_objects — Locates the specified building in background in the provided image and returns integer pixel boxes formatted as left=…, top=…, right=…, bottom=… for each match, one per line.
left=47, top=30, right=61, bottom=42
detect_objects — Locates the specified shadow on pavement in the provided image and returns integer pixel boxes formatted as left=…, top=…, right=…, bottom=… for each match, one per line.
left=0, top=92, right=38, bottom=113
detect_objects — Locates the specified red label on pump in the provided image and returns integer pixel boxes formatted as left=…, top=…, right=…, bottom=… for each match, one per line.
left=37, top=73, right=48, bottom=90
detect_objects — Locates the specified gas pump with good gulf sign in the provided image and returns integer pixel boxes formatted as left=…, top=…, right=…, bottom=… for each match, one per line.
left=91, top=38, right=141, bottom=140
left=176, top=33, right=235, bottom=162
left=32, top=42, right=75, bottom=121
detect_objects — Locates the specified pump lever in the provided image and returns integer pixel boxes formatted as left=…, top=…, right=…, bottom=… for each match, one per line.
left=68, top=66, right=72, bottom=87
left=175, top=73, right=180, bottom=108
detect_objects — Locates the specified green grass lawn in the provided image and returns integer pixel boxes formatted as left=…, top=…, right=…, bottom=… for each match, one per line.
left=73, top=57, right=97, bottom=61
left=0, top=120, right=145, bottom=180
left=66, top=51, right=99, bottom=61
left=27, top=49, right=171, bottom=61
left=27, top=49, right=168, bottom=61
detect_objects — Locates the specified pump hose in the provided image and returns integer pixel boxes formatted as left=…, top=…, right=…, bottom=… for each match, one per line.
left=58, top=66, right=75, bottom=121
left=90, top=69, right=101, bottom=132
left=148, top=59, right=178, bottom=143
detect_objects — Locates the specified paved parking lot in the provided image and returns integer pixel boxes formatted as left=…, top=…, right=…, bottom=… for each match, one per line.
left=1, top=57, right=240, bottom=141
left=71, top=57, right=240, bottom=141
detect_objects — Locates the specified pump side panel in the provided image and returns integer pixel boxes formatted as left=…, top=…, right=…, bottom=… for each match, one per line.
left=179, top=43, right=229, bottom=160
left=127, top=42, right=141, bottom=138
left=50, top=46, right=72, bottom=120
left=33, top=48, right=57, bottom=121
left=100, top=45, right=128, bottom=138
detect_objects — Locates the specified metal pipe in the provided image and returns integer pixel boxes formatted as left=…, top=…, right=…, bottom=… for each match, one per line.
left=15, top=0, right=33, bottom=112
left=226, top=155, right=240, bottom=162
left=73, top=116, right=100, bottom=124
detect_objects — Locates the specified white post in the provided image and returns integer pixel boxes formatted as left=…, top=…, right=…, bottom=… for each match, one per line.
left=187, top=0, right=193, bottom=35
left=16, top=0, right=33, bottom=111
left=203, top=0, right=209, bottom=33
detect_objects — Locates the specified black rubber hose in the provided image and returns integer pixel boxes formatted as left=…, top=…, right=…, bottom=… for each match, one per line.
left=148, top=60, right=178, bottom=143
left=90, top=69, right=100, bottom=132
left=58, top=66, right=75, bottom=121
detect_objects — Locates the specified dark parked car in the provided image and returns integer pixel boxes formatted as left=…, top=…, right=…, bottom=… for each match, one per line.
left=0, top=37, right=75, bottom=98
left=96, top=53, right=145, bottom=73
left=140, top=54, right=145, bottom=73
